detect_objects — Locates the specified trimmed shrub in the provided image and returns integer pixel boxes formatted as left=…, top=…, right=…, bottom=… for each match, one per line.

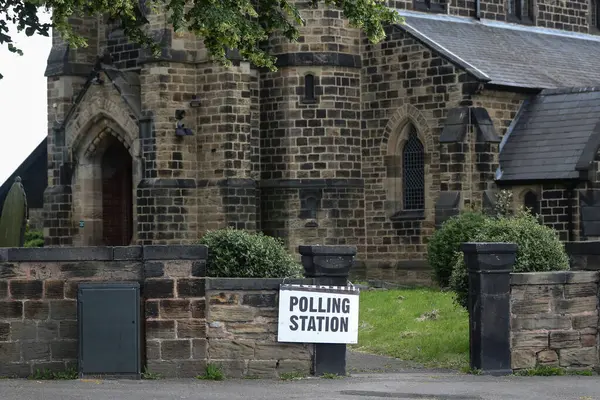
left=199, top=228, right=303, bottom=278
left=426, top=211, right=488, bottom=287
left=450, top=211, right=569, bottom=309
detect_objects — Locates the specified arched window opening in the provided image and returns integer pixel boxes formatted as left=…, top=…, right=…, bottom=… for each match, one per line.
left=508, top=0, right=533, bottom=22
left=524, top=191, right=540, bottom=216
left=592, top=0, right=600, bottom=29
left=402, top=125, right=425, bottom=211
left=304, top=74, right=316, bottom=103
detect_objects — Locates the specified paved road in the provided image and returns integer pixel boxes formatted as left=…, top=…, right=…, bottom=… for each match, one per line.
left=347, top=350, right=424, bottom=373
left=3, top=372, right=599, bottom=400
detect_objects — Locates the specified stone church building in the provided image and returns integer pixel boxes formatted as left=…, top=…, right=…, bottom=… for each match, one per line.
left=5, top=0, right=600, bottom=283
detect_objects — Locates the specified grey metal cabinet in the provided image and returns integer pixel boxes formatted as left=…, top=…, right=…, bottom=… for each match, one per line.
left=77, top=282, right=141, bottom=378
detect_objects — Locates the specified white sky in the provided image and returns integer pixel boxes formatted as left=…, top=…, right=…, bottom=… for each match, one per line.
left=0, top=13, right=52, bottom=185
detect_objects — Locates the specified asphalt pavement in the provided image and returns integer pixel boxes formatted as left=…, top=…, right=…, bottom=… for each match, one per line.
left=2, top=371, right=599, bottom=400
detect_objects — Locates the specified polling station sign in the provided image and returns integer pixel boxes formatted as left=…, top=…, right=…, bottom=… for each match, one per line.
left=277, top=284, right=360, bottom=344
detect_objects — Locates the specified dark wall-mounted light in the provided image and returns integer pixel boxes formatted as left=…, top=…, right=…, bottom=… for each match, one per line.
left=190, top=95, right=201, bottom=108
left=175, top=109, right=193, bottom=136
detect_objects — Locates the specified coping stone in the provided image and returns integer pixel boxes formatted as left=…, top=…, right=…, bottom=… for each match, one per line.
left=143, top=245, right=208, bottom=260
left=6, top=247, right=113, bottom=261
left=510, top=271, right=600, bottom=285
left=206, top=278, right=315, bottom=291
left=461, top=242, right=518, bottom=254
left=113, top=246, right=143, bottom=260
left=298, top=245, right=357, bottom=256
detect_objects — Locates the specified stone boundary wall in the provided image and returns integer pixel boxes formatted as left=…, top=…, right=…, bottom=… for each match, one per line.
left=0, top=245, right=324, bottom=379
left=510, top=271, right=599, bottom=371
left=0, top=245, right=207, bottom=378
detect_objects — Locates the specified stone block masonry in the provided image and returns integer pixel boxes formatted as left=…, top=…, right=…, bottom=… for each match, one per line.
left=205, top=279, right=314, bottom=378
left=0, top=245, right=207, bottom=378
left=0, top=245, right=321, bottom=379
left=143, top=247, right=208, bottom=378
left=361, top=26, right=470, bottom=282
left=510, top=271, right=599, bottom=371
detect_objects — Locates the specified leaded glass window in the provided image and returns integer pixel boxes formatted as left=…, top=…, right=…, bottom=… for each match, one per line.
left=402, top=126, right=425, bottom=210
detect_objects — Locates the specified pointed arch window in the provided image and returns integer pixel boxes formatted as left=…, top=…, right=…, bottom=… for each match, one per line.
left=402, top=125, right=425, bottom=211
left=591, top=0, right=600, bottom=30
left=524, top=191, right=540, bottom=216
left=507, top=0, right=534, bottom=23
left=413, top=0, right=445, bottom=13
left=302, top=73, right=317, bottom=104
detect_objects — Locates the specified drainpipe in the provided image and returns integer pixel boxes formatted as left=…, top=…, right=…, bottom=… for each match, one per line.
left=475, top=0, right=481, bottom=20
left=567, top=183, right=576, bottom=242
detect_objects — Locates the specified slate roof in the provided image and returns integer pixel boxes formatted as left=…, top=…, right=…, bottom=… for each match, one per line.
left=497, top=87, right=600, bottom=182
left=396, top=11, right=600, bottom=89
left=0, top=138, right=47, bottom=210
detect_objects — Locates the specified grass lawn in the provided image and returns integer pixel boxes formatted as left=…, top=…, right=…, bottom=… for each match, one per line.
left=351, top=288, right=469, bottom=370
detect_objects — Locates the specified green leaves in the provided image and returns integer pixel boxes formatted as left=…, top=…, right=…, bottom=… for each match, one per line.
left=198, top=227, right=303, bottom=278
left=449, top=211, right=570, bottom=310
left=327, top=0, right=400, bottom=43
left=426, top=211, right=488, bottom=287
left=1, top=0, right=401, bottom=78
left=1, top=1, right=51, bottom=79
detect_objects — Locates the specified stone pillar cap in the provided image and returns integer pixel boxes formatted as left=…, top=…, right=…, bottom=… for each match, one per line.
left=461, top=242, right=518, bottom=254
left=298, top=245, right=357, bottom=256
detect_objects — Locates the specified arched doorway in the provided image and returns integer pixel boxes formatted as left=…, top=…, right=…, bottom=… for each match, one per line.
left=101, top=137, right=133, bottom=246
left=70, top=115, right=140, bottom=247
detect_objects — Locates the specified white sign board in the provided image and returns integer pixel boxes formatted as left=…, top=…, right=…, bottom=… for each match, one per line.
left=277, top=284, right=360, bottom=344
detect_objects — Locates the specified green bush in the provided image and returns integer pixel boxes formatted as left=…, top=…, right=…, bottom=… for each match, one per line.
left=450, top=211, right=569, bottom=309
left=449, top=252, right=468, bottom=309
left=198, top=228, right=302, bottom=278
left=427, top=211, right=488, bottom=287
left=24, top=226, right=43, bottom=248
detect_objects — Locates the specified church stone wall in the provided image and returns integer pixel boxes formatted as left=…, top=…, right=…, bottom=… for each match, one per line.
left=360, top=27, right=471, bottom=283
left=389, top=0, right=593, bottom=32
left=44, top=15, right=100, bottom=247
left=535, top=0, right=590, bottom=33
left=42, top=3, right=600, bottom=284
left=194, top=62, right=259, bottom=232
left=508, top=184, right=580, bottom=242
left=540, top=185, right=579, bottom=241
left=259, top=66, right=364, bottom=256
left=258, top=3, right=365, bottom=259
left=472, top=90, right=526, bottom=140
left=470, top=90, right=526, bottom=208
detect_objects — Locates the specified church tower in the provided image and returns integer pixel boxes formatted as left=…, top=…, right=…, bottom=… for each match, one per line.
left=259, top=3, right=365, bottom=255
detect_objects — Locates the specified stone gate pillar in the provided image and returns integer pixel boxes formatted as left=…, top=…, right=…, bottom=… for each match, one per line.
left=300, top=245, right=356, bottom=376
left=462, top=242, right=517, bottom=375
